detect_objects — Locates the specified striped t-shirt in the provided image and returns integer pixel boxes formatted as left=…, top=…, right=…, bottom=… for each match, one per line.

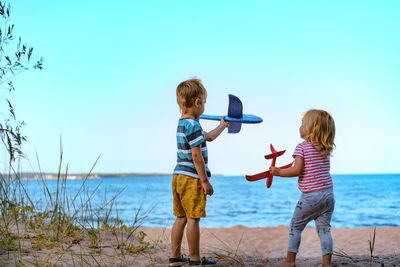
left=293, top=141, right=333, bottom=193
left=173, top=118, right=210, bottom=178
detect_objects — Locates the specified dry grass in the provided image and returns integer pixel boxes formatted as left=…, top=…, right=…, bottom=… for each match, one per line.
left=0, top=142, right=162, bottom=266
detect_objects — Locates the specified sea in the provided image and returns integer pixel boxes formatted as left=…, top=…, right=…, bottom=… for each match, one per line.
left=23, top=174, right=400, bottom=228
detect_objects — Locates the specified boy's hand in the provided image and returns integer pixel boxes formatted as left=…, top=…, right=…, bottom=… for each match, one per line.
left=205, top=116, right=230, bottom=141
left=202, top=180, right=214, bottom=196
left=220, top=116, right=230, bottom=128
left=269, top=166, right=280, bottom=176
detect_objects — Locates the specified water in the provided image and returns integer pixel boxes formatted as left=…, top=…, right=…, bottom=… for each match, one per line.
left=22, top=174, right=400, bottom=228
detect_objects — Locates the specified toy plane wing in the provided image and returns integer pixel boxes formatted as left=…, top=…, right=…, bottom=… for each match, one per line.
left=200, top=94, right=262, bottom=134
left=245, top=161, right=294, bottom=182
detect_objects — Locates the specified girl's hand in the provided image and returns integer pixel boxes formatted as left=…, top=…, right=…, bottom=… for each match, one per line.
left=220, top=116, right=230, bottom=128
left=269, top=166, right=280, bottom=176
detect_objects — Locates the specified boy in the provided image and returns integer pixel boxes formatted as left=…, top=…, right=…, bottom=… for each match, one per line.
left=169, top=78, right=229, bottom=266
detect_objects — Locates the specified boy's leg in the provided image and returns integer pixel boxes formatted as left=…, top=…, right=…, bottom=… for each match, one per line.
left=171, top=216, right=187, bottom=258
left=186, top=217, right=200, bottom=261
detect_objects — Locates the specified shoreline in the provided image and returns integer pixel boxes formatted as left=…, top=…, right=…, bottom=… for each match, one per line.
left=138, top=225, right=400, bottom=229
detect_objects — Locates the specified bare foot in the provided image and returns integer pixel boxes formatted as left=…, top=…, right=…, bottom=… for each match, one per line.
left=276, top=261, right=295, bottom=267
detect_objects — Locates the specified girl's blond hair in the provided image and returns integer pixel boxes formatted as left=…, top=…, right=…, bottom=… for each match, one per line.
left=176, top=78, right=207, bottom=113
left=303, top=109, right=335, bottom=157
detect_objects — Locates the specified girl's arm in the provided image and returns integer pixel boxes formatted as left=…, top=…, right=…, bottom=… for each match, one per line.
left=270, top=156, right=304, bottom=177
left=192, top=145, right=214, bottom=196
left=204, top=117, right=230, bottom=142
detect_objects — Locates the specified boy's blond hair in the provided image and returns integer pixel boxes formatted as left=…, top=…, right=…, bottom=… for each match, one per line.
left=303, top=109, right=335, bottom=157
left=176, top=78, right=207, bottom=113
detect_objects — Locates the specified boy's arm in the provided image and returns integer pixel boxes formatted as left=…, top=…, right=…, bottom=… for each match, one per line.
left=192, top=145, right=214, bottom=196
left=270, top=156, right=304, bottom=177
left=204, top=117, right=230, bottom=142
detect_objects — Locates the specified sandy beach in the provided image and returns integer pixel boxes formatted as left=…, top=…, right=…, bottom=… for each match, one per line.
left=1, top=225, right=398, bottom=266
left=140, top=225, right=400, bottom=266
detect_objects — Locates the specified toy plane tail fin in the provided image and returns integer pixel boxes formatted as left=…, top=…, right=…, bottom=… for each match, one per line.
left=228, top=94, right=243, bottom=118
left=227, top=94, right=243, bottom=133
left=270, top=144, right=276, bottom=153
left=228, top=122, right=242, bottom=133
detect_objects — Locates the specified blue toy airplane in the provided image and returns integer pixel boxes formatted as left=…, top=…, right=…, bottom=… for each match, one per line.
left=200, top=94, right=263, bottom=133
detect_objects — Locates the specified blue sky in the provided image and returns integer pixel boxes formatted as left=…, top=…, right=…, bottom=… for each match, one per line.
left=4, top=1, right=400, bottom=175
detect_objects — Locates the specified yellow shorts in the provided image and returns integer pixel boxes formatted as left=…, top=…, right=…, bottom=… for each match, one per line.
left=172, top=174, right=207, bottom=218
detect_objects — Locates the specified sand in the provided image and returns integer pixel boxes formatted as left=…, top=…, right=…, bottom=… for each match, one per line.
left=140, top=225, right=400, bottom=266
left=1, top=225, right=399, bottom=266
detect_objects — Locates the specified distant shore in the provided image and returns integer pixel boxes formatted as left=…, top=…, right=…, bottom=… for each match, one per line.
left=18, top=173, right=231, bottom=180
left=17, top=173, right=399, bottom=180
left=18, top=172, right=172, bottom=180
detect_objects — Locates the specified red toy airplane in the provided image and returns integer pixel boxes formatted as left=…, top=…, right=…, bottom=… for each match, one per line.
left=245, top=144, right=294, bottom=188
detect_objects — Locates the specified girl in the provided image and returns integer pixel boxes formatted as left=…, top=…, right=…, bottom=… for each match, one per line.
left=270, top=109, right=336, bottom=267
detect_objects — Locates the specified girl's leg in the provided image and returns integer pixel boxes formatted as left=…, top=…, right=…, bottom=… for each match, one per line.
left=322, top=254, right=332, bottom=267
left=315, top=191, right=335, bottom=267
left=279, top=194, right=315, bottom=266
left=186, top=218, right=200, bottom=261
left=171, top=216, right=187, bottom=258
left=287, top=195, right=314, bottom=254
left=276, top=251, right=296, bottom=267
left=315, top=216, right=333, bottom=256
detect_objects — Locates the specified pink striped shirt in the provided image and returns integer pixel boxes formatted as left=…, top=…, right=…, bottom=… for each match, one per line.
left=293, top=141, right=333, bottom=193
